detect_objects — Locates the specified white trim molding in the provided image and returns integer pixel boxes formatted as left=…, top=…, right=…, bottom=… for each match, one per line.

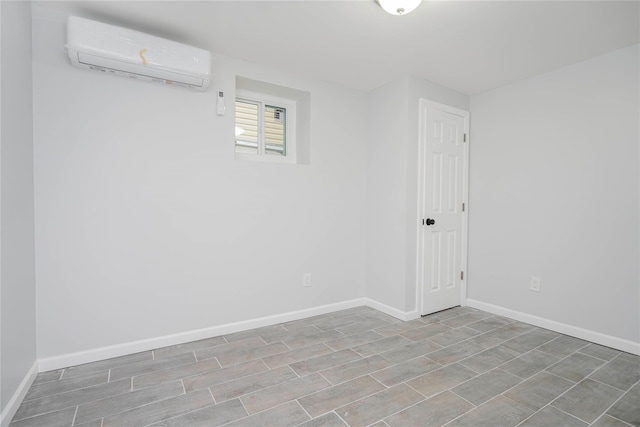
left=467, top=299, right=640, bottom=356
left=1, top=361, right=38, bottom=427
left=38, top=297, right=425, bottom=373
left=364, top=298, right=420, bottom=321
left=38, top=298, right=367, bottom=372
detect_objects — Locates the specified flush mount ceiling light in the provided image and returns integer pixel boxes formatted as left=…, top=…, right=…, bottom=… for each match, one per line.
left=377, top=0, right=422, bottom=15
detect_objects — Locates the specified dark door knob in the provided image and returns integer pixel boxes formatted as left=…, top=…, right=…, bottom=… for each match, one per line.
left=426, top=218, right=435, bottom=226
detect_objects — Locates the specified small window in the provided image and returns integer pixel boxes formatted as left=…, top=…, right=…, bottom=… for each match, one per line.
left=235, top=90, right=295, bottom=162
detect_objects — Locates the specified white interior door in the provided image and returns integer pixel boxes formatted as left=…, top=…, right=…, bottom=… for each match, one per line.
left=418, top=99, right=469, bottom=315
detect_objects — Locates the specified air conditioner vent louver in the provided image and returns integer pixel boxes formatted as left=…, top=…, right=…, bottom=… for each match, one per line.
left=65, top=16, right=212, bottom=91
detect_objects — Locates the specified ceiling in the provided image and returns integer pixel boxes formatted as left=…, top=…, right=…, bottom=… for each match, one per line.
left=35, top=0, right=640, bottom=95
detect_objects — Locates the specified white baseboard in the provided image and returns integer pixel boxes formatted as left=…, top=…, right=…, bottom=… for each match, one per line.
left=1, top=361, right=38, bottom=427
left=467, top=299, right=640, bottom=356
left=38, top=298, right=367, bottom=372
left=364, top=298, right=419, bottom=321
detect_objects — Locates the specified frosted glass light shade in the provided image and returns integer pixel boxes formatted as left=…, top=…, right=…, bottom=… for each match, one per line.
left=377, top=0, right=422, bottom=15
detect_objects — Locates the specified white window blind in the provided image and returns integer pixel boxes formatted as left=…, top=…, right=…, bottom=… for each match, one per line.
left=235, top=99, right=287, bottom=156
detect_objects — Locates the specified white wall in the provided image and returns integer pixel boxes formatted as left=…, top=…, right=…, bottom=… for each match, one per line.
left=32, top=5, right=368, bottom=360
left=468, top=44, right=640, bottom=345
left=366, top=78, right=409, bottom=311
left=0, top=0, right=37, bottom=418
left=28, top=2, right=639, bottom=366
left=366, top=77, right=469, bottom=314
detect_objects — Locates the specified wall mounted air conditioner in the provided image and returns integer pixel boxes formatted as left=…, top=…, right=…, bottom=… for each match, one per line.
left=66, top=16, right=212, bottom=91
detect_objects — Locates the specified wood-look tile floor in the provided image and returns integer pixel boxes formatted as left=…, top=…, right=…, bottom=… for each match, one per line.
left=11, top=306, right=640, bottom=427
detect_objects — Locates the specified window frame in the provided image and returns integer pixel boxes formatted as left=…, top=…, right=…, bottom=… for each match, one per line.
left=234, top=89, right=296, bottom=164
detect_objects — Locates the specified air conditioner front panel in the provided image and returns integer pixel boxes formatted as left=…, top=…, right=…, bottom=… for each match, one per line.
left=66, top=16, right=211, bottom=90
left=73, top=51, right=205, bottom=87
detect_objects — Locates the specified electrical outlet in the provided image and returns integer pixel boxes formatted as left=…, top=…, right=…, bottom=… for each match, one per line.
left=303, top=273, right=311, bottom=287
left=530, top=276, right=541, bottom=292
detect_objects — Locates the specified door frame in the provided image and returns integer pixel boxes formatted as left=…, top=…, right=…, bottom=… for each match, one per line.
left=416, top=99, right=470, bottom=316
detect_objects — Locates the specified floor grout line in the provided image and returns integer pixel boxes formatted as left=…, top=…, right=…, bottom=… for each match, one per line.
left=589, top=377, right=640, bottom=426
left=9, top=307, right=640, bottom=427
left=70, top=405, right=79, bottom=426
left=593, top=414, right=635, bottom=427
left=295, top=399, right=314, bottom=421
left=508, top=369, right=596, bottom=426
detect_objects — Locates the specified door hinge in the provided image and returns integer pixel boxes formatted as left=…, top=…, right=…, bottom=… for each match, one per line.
left=461, top=271, right=464, bottom=280
left=462, top=202, right=465, bottom=212
left=463, top=133, right=467, bottom=143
